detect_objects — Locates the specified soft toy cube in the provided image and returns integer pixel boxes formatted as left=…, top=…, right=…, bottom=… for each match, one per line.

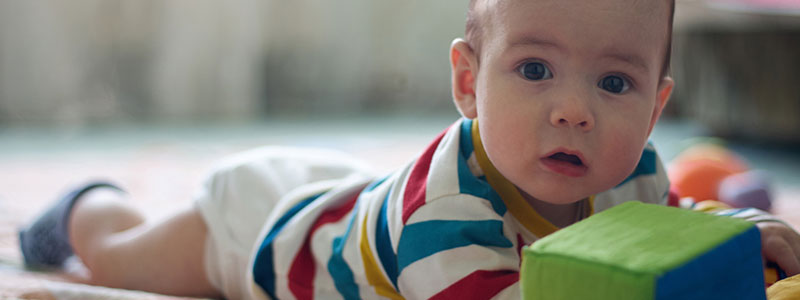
left=521, top=201, right=765, bottom=300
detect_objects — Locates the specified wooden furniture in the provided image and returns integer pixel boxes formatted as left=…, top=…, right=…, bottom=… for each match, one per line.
left=671, top=0, right=800, bottom=144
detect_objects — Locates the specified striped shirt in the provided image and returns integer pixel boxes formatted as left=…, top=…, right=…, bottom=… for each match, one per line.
left=248, top=118, right=670, bottom=299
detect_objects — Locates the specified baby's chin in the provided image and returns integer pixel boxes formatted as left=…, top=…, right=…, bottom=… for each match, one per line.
left=519, top=188, right=589, bottom=206
left=521, top=175, right=626, bottom=205
left=537, top=196, right=587, bottom=206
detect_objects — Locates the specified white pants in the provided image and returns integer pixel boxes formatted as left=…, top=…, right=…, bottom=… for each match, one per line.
left=194, top=146, right=373, bottom=299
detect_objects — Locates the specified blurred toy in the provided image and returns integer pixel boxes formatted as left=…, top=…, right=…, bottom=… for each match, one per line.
left=690, top=199, right=734, bottom=213
left=718, top=170, right=772, bottom=211
left=668, top=139, right=773, bottom=211
left=767, top=274, right=800, bottom=300
left=765, top=261, right=788, bottom=288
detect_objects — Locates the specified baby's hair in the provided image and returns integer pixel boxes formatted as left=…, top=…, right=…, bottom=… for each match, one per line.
left=464, top=0, right=484, bottom=61
left=465, top=0, right=676, bottom=77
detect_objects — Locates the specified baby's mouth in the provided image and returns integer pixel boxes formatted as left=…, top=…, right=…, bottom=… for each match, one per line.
left=548, top=152, right=584, bottom=166
left=541, top=151, right=588, bottom=177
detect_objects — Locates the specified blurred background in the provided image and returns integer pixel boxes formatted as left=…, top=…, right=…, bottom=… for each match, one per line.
left=1, top=0, right=800, bottom=136
left=1, top=0, right=800, bottom=260
left=0, top=0, right=464, bottom=126
left=0, top=0, right=798, bottom=138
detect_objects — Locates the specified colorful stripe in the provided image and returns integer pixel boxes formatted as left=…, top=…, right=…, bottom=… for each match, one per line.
left=375, top=193, right=399, bottom=288
left=456, top=153, right=506, bottom=215
left=459, top=118, right=475, bottom=158
left=253, top=193, right=323, bottom=299
left=716, top=208, right=749, bottom=217
left=360, top=212, right=404, bottom=299
left=396, top=220, right=512, bottom=272
left=323, top=178, right=388, bottom=300
left=287, top=193, right=359, bottom=299
left=516, top=234, right=525, bottom=261
left=456, top=119, right=507, bottom=215
left=327, top=203, right=361, bottom=300
left=402, top=129, right=447, bottom=224
left=429, top=270, right=518, bottom=300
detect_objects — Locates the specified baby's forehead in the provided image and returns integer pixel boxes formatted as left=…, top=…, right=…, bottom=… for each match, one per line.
left=475, top=0, right=669, bottom=24
left=474, top=0, right=670, bottom=41
left=474, top=0, right=668, bottom=14
left=479, top=1, right=670, bottom=48
left=473, top=0, right=672, bottom=75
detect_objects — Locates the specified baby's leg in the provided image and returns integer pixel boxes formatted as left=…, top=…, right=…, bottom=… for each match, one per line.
left=68, top=189, right=222, bottom=298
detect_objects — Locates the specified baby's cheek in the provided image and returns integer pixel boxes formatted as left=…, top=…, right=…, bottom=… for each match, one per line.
left=598, top=137, right=644, bottom=185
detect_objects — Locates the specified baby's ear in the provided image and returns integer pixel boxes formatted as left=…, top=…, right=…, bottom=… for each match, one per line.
left=648, top=76, right=674, bottom=135
left=450, top=38, right=478, bottom=119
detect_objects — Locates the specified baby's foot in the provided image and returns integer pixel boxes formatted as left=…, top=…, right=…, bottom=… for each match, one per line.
left=18, top=181, right=123, bottom=269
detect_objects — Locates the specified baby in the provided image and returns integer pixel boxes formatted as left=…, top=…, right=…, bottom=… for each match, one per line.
left=19, top=0, right=800, bottom=299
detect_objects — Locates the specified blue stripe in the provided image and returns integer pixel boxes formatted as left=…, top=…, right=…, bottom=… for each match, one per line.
left=252, top=193, right=323, bottom=299
left=364, top=175, right=388, bottom=193
left=716, top=208, right=749, bottom=217
left=396, top=220, right=512, bottom=273
left=327, top=202, right=361, bottom=300
left=456, top=118, right=507, bottom=215
left=459, top=118, right=475, bottom=158
left=617, top=147, right=658, bottom=187
left=322, top=175, right=389, bottom=299
left=457, top=155, right=507, bottom=215
left=375, top=192, right=399, bottom=289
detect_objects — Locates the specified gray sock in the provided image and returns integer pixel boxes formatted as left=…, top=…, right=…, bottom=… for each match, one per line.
left=18, top=182, right=122, bottom=269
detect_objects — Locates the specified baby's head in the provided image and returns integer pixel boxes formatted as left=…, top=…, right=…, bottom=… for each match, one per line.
left=450, top=0, right=675, bottom=205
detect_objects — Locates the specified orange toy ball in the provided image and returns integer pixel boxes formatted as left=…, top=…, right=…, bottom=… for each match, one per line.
left=668, top=145, right=749, bottom=202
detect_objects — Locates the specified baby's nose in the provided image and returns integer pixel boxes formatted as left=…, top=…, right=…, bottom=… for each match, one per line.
left=550, top=99, right=595, bottom=131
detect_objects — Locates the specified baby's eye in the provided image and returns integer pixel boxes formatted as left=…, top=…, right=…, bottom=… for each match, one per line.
left=518, top=62, right=552, bottom=81
left=598, top=75, right=630, bottom=94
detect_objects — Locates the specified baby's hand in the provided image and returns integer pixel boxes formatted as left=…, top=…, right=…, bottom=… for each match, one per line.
left=758, top=221, right=800, bottom=276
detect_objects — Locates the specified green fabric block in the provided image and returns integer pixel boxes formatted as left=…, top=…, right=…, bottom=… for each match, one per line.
left=521, top=201, right=755, bottom=300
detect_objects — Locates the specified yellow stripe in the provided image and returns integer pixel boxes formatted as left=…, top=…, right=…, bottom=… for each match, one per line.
left=359, top=216, right=405, bottom=300
left=471, top=120, right=594, bottom=237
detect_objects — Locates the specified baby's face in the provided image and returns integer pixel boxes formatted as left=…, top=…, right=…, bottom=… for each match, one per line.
left=466, top=0, right=672, bottom=205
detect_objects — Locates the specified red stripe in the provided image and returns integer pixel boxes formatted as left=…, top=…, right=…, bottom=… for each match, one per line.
left=430, top=270, right=519, bottom=300
left=287, top=193, right=359, bottom=299
left=401, top=129, right=448, bottom=224
left=516, top=234, right=525, bottom=264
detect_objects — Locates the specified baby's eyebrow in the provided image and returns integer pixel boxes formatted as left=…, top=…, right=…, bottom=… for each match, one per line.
left=507, top=35, right=651, bottom=74
left=506, top=36, right=564, bottom=52
left=602, top=52, right=649, bottom=74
